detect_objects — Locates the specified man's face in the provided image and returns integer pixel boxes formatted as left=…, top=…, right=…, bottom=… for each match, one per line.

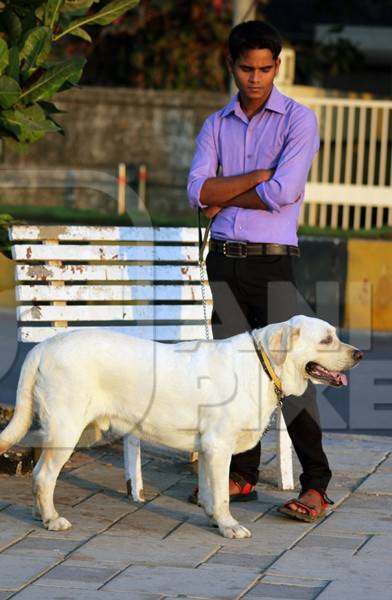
left=228, top=48, right=280, bottom=105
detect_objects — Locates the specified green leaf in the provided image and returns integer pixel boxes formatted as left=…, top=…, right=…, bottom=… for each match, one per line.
left=39, top=100, right=65, bottom=114
left=21, top=56, right=86, bottom=102
left=20, top=27, right=52, bottom=78
left=0, top=38, right=9, bottom=76
left=44, top=0, right=64, bottom=30
left=0, top=103, right=60, bottom=145
left=69, top=26, right=92, bottom=42
left=62, top=1, right=99, bottom=16
left=6, top=46, right=20, bottom=80
left=54, top=0, right=139, bottom=40
left=3, top=10, right=22, bottom=45
left=0, top=75, right=21, bottom=109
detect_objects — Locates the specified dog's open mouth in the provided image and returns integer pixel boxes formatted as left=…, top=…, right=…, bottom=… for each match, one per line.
left=305, top=362, right=348, bottom=387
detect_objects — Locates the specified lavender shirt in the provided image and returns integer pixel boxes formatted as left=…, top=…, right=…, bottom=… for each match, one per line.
left=187, top=86, right=319, bottom=246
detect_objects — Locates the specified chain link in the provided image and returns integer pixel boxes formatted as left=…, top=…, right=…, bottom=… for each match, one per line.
left=199, top=254, right=210, bottom=341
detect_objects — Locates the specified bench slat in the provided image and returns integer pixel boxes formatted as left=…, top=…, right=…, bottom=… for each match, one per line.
left=10, top=225, right=204, bottom=243
left=13, top=244, right=200, bottom=262
left=18, top=324, right=213, bottom=343
left=16, top=284, right=212, bottom=302
left=16, top=264, right=203, bottom=282
left=17, top=304, right=212, bottom=322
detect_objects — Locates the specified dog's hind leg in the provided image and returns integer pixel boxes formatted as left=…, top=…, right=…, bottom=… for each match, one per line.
left=123, top=434, right=144, bottom=502
left=33, top=429, right=80, bottom=531
left=199, top=443, right=251, bottom=540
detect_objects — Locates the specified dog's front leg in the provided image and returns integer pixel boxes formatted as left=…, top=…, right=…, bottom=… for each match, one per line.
left=199, top=444, right=251, bottom=539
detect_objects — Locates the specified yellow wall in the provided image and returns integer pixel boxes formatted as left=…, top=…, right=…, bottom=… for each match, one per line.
left=0, top=253, right=16, bottom=309
left=345, top=239, right=392, bottom=331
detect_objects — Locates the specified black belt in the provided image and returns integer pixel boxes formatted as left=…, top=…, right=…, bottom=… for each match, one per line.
left=209, top=239, right=300, bottom=258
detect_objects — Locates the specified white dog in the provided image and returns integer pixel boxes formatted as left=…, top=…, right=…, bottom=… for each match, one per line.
left=0, top=315, right=362, bottom=539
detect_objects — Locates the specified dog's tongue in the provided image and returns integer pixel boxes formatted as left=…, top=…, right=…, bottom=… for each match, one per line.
left=332, top=371, right=348, bottom=386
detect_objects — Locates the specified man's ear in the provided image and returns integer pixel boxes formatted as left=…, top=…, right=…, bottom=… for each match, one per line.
left=226, top=55, right=234, bottom=74
left=267, top=325, right=300, bottom=366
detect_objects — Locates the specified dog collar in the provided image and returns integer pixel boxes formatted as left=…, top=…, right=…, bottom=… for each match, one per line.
left=250, top=333, right=284, bottom=405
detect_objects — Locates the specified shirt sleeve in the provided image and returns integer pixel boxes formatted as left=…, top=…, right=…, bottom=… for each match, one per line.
left=256, top=107, right=320, bottom=212
left=187, top=115, right=219, bottom=209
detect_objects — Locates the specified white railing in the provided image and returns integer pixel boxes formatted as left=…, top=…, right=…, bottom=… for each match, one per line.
left=299, top=97, right=392, bottom=230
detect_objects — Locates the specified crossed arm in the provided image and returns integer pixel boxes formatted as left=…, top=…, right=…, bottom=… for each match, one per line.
left=200, top=169, right=273, bottom=218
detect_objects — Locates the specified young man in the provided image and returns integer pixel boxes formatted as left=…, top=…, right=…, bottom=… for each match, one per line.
left=187, top=20, right=333, bottom=521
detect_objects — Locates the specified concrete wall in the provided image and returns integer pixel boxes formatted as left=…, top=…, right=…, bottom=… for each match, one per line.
left=0, top=87, right=228, bottom=217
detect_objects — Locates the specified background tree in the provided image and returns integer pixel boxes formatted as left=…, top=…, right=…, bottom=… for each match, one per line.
left=0, top=0, right=139, bottom=151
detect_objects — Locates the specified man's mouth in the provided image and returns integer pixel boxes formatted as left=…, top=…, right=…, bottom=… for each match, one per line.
left=305, top=362, right=348, bottom=387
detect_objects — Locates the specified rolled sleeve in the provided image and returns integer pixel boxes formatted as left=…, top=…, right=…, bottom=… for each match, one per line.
left=187, top=116, right=219, bottom=209
left=256, top=108, right=320, bottom=211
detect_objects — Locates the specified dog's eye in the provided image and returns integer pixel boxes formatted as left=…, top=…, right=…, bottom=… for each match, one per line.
left=320, top=335, right=333, bottom=345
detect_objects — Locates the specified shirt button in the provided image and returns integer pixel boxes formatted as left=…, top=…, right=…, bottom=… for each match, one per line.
left=247, top=154, right=252, bottom=158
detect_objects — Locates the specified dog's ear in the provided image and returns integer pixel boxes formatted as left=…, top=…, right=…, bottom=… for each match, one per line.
left=268, top=325, right=300, bottom=366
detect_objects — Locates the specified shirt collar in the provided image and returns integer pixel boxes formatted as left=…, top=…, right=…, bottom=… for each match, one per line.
left=221, top=85, right=286, bottom=119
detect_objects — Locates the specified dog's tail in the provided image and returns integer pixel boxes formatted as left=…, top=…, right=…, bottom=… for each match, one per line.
left=0, top=344, right=42, bottom=455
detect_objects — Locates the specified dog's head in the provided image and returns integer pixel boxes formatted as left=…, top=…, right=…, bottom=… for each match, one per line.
left=256, top=315, right=363, bottom=397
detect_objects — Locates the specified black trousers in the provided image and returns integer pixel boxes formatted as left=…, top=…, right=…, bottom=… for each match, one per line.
left=206, top=250, right=332, bottom=492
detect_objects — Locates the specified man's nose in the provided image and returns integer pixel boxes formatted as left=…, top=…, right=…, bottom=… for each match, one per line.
left=353, top=349, right=363, bottom=361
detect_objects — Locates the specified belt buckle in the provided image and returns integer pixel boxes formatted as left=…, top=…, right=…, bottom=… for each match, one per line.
left=223, top=240, right=247, bottom=258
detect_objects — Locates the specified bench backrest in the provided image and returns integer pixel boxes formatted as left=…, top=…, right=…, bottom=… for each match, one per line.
left=10, top=225, right=212, bottom=344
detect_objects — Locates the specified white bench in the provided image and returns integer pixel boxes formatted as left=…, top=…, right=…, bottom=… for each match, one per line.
left=10, top=225, right=294, bottom=497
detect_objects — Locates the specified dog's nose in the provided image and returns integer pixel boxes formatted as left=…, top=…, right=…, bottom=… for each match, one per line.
left=353, top=350, right=363, bottom=361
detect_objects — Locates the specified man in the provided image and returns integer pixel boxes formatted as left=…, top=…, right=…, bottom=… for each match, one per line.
left=187, top=20, right=333, bottom=521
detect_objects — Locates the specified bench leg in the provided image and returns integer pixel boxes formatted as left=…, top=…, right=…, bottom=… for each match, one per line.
left=123, top=434, right=144, bottom=502
left=276, top=408, right=294, bottom=490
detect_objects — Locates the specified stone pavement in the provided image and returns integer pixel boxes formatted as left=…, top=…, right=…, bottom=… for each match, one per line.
left=0, top=430, right=391, bottom=600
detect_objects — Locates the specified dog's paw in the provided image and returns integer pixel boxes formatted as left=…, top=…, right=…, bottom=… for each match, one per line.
left=45, top=517, right=72, bottom=531
left=220, top=523, right=252, bottom=539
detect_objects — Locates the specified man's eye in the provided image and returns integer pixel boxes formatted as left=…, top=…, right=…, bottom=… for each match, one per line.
left=320, top=335, right=333, bottom=345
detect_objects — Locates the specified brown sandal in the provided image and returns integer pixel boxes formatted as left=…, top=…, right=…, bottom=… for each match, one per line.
left=277, top=488, right=334, bottom=522
left=188, top=472, right=258, bottom=505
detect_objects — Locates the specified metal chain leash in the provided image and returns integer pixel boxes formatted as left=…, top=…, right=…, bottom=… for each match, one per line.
left=198, top=208, right=212, bottom=341
left=199, top=252, right=210, bottom=340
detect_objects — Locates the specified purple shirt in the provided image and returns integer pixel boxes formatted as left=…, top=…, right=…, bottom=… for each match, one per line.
left=187, top=86, right=319, bottom=246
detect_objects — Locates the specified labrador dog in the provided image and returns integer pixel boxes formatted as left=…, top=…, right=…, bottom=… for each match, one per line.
left=0, top=315, right=362, bottom=539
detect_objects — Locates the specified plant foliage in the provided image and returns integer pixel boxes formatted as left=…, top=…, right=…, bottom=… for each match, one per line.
left=0, top=0, right=139, bottom=150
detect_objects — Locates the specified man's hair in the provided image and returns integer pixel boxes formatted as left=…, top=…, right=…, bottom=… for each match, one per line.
left=228, top=20, right=282, bottom=62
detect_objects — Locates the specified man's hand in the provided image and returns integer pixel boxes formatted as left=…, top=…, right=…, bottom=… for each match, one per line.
left=202, top=206, right=222, bottom=219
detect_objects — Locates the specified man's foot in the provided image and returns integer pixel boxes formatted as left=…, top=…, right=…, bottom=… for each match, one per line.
left=277, top=488, right=333, bottom=522
left=188, top=473, right=257, bottom=505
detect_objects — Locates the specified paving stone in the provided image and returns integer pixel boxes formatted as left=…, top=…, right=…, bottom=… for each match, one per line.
left=0, top=530, right=30, bottom=553
left=316, top=576, right=389, bottom=600
left=267, top=548, right=392, bottom=582
left=0, top=593, right=11, bottom=600
left=206, top=550, right=277, bottom=571
left=355, top=472, right=392, bottom=495
left=244, top=581, right=325, bottom=599
left=12, top=588, right=161, bottom=600
left=107, top=505, right=183, bottom=539
left=3, top=536, right=80, bottom=558
left=63, top=463, right=125, bottom=494
left=262, top=575, right=330, bottom=588
left=375, top=456, right=392, bottom=473
left=354, top=533, right=392, bottom=558
left=36, top=564, right=119, bottom=590
left=296, top=533, right=367, bottom=552
left=316, top=509, right=392, bottom=535
left=338, top=493, right=392, bottom=512
left=0, top=510, right=36, bottom=536
left=0, top=555, right=56, bottom=590
left=69, top=533, right=220, bottom=568
left=103, top=564, right=260, bottom=598
left=0, top=476, right=32, bottom=504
